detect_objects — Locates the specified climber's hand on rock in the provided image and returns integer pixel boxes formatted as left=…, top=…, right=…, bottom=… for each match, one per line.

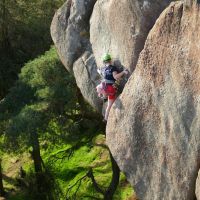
left=123, top=69, right=129, bottom=75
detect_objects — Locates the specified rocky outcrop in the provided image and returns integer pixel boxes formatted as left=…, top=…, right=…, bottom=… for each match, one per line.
left=51, top=0, right=172, bottom=113
left=73, top=51, right=102, bottom=111
left=51, top=0, right=96, bottom=71
left=51, top=0, right=102, bottom=112
left=107, top=1, right=200, bottom=200
left=90, top=0, right=172, bottom=72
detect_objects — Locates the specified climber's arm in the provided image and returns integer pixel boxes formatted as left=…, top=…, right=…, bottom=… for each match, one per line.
left=113, top=70, right=128, bottom=80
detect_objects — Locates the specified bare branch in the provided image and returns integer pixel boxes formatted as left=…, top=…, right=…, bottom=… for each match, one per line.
left=103, top=150, right=120, bottom=200
left=66, top=174, right=88, bottom=200
left=87, top=169, right=105, bottom=195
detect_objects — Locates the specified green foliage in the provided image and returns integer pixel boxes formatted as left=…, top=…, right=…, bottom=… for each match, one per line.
left=0, top=47, right=76, bottom=151
left=0, top=0, right=65, bottom=98
left=19, top=47, right=76, bottom=115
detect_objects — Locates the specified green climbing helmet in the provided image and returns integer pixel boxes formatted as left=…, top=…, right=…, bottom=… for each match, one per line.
left=102, top=53, right=112, bottom=62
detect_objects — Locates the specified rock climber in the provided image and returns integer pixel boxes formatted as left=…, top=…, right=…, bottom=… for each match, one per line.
left=96, top=53, right=128, bottom=122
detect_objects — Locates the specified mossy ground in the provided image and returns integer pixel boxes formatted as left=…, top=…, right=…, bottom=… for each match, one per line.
left=1, top=134, right=136, bottom=200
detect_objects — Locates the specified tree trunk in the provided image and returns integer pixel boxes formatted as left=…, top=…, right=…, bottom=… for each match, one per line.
left=0, top=0, right=10, bottom=50
left=0, top=159, right=5, bottom=196
left=30, top=132, right=44, bottom=193
left=31, top=132, right=43, bottom=173
left=103, top=150, right=120, bottom=200
left=88, top=150, right=120, bottom=200
left=0, top=0, right=11, bottom=99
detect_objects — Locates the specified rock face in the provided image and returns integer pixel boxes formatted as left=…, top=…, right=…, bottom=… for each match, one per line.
left=90, top=0, right=171, bottom=72
left=51, top=0, right=172, bottom=113
left=51, top=0, right=102, bottom=112
left=196, top=170, right=200, bottom=200
left=51, top=0, right=96, bottom=71
left=73, top=51, right=102, bottom=111
left=51, top=0, right=200, bottom=199
left=107, top=1, right=200, bottom=200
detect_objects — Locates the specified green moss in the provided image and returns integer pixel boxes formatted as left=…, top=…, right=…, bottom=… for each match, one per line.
left=41, top=134, right=134, bottom=200
left=1, top=133, right=135, bottom=200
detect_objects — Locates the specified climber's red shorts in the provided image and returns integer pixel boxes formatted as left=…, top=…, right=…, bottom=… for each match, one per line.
left=105, top=84, right=116, bottom=100
left=96, top=82, right=116, bottom=100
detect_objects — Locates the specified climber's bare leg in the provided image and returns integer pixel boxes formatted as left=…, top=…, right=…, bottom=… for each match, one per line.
left=104, top=98, right=115, bottom=121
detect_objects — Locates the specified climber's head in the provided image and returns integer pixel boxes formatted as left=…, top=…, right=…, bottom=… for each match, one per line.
left=102, top=53, right=112, bottom=64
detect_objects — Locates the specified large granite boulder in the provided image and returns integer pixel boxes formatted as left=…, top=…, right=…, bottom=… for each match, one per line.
left=51, top=0, right=172, bottom=113
left=90, top=0, right=172, bottom=72
left=73, top=51, right=102, bottom=112
left=50, top=0, right=101, bottom=112
left=196, top=170, right=200, bottom=200
left=51, top=0, right=96, bottom=71
left=107, top=1, right=200, bottom=200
